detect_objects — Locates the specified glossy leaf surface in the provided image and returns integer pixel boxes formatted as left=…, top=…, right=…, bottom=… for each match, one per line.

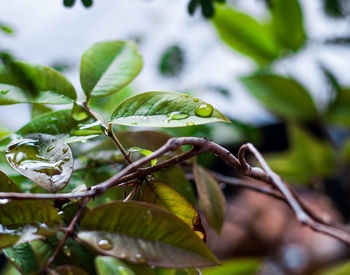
left=0, top=62, right=76, bottom=105
left=111, top=91, right=230, bottom=127
left=241, top=73, right=318, bottom=121
left=193, top=164, right=226, bottom=234
left=80, top=41, right=142, bottom=98
left=78, top=201, right=218, bottom=268
left=6, top=134, right=73, bottom=192
left=143, top=182, right=205, bottom=240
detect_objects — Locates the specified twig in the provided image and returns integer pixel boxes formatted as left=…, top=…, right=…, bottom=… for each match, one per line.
left=41, top=197, right=90, bottom=273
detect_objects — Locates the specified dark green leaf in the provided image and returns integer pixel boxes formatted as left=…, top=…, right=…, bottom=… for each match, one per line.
left=3, top=243, right=39, bottom=275
left=202, top=258, right=261, bottom=275
left=111, top=91, right=230, bottom=127
left=31, top=104, right=54, bottom=119
left=143, top=182, right=205, bottom=240
left=212, top=4, right=281, bottom=65
left=78, top=201, right=218, bottom=268
left=269, top=0, right=306, bottom=51
left=327, top=88, right=350, bottom=126
left=0, top=62, right=76, bottom=105
left=55, top=265, right=89, bottom=275
left=95, top=256, right=135, bottom=275
left=6, top=134, right=73, bottom=192
left=80, top=41, right=142, bottom=98
left=193, top=164, right=226, bottom=234
left=0, top=24, right=14, bottom=35
left=0, top=169, right=21, bottom=192
left=0, top=200, right=59, bottom=248
left=241, top=73, right=318, bottom=121
left=159, top=45, right=185, bottom=77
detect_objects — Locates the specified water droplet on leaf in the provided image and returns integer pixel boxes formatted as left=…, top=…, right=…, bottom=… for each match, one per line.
left=62, top=147, right=69, bottom=154
left=186, top=121, right=195, bottom=126
left=120, top=252, right=129, bottom=260
left=194, top=103, right=213, bottom=117
left=184, top=94, right=189, bottom=98
left=46, top=145, right=55, bottom=152
left=0, top=90, right=9, bottom=95
left=135, top=253, right=146, bottom=263
left=63, top=245, right=71, bottom=257
left=131, top=122, right=137, bottom=125
left=97, top=238, right=113, bottom=250
left=193, top=98, right=199, bottom=102
left=166, top=111, right=189, bottom=122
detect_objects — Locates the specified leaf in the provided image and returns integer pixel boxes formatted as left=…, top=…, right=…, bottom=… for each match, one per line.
left=143, top=182, right=205, bottom=241
left=111, top=91, right=230, bottom=127
left=154, top=167, right=196, bottom=206
left=0, top=200, right=59, bottom=248
left=313, top=260, right=350, bottom=275
left=95, top=256, right=135, bottom=275
left=159, top=45, right=185, bottom=77
left=0, top=62, right=76, bottom=105
left=241, top=73, right=318, bottom=121
left=129, top=147, right=157, bottom=166
left=15, top=109, right=101, bottom=144
left=78, top=201, right=219, bottom=268
left=0, top=169, right=21, bottom=192
left=31, top=104, right=54, bottom=119
left=193, top=164, right=226, bottom=234
left=327, top=88, right=350, bottom=126
left=202, top=258, right=261, bottom=275
left=3, top=243, right=40, bottom=275
left=0, top=24, right=14, bottom=35
left=212, top=4, right=281, bottom=65
left=5, top=134, right=73, bottom=192
left=55, top=265, right=89, bottom=275
left=269, top=0, right=306, bottom=51
left=265, top=125, right=336, bottom=184
left=80, top=41, right=143, bottom=98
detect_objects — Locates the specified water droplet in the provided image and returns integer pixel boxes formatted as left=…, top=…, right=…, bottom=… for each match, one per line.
left=63, top=245, right=71, bottom=257
left=81, top=139, right=88, bottom=143
left=120, top=252, right=129, bottom=260
left=0, top=90, right=9, bottom=95
left=63, top=157, right=70, bottom=162
left=62, top=147, right=69, bottom=154
left=184, top=94, right=189, bottom=98
left=193, top=98, right=199, bottom=102
left=131, top=122, right=138, bottom=125
left=118, top=266, right=125, bottom=272
left=48, top=117, right=57, bottom=122
left=194, top=103, right=213, bottom=117
left=166, top=111, right=189, bottom=122
left=46, top=145, right=55, bottom=152
left=135, top=253, right=146, bottom=263
left=97, top=238, right=113, bottom=250
left=186, top=121, right=195, bottom=126
left=0, top=199, right=9, bottom=204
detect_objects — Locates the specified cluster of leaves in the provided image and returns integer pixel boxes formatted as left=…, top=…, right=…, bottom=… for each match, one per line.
left=0, top=39, right=242, bottom=274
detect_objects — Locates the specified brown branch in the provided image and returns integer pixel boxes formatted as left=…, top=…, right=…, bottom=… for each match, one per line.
left=42, top=197, right=90, bottom=273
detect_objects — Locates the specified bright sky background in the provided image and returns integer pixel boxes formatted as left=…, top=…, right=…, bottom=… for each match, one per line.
left=0, top=0, right=349, bottom=130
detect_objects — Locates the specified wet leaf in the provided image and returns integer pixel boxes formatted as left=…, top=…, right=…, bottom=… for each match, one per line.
left=111, top=91, right=230, bottom=127
left=212, top=4, right=281, bottom=65
left=3, top=243, right=39, bottom=275
left=78, top=201, right=218, bottom=268
left=143, top=182, right=205, bottom=240
left=95, top=256, right=135, bottom=275
left=202, top=258, right=261, bottom=275
left=193, top=164, right=226, bottom=234
left=80, top=41, right=142, bottom=98
left=6, top=134, right=73, bottom=192
left=241, top=73, right=318, bottom=121
left=0, top=200, right=59, bottom=248
left=0, top=169, right=21, bottom=192
left=0, top=62, right=76, bottom=105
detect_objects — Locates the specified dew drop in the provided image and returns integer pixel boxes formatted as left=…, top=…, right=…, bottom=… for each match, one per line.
left=183, top=94, right=189, bottom=98
left=46, top=145, right=55, bottom=152
left=62, top=147, right=69, bottom=154
left=0, top=90, right=9, bottom=95
left=81, top=139, right=88, bottom=143
left=63, top=157, right=70, bottom=162
left=131, top=122, right=138, bottom=125
left=48, top=117, right=57, bottom=122
left=194, top=103, right=213, bottom=117
left=97, top=238, right=113, bottom=250
left=135, top=253, right=146, bottom=263
left=120, top=252, right=129, bottom=260
left=63, top=245, right=71, bottom=257
left=193, top=98, right=199, bottom=102
left=166, top=111, right=189, bottom=122
left=186, top=121, right=195, bottom=126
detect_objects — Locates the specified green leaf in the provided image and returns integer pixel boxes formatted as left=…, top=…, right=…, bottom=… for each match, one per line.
left=314, top=260, right=350, bottom=275
left=3, top=243, right=40, bottom=275
left=265, top=125, right=336, bottom=184
left=0, top=200, right=59, bottom=248
left=327, top=88, right=350, bottom=126
left=0, top=169, right=21, bottom=192
left=111, top=91, right=230, bottom=127
left=0, top=24, right=14, bottom=35
left=159, top=45, right=185, bottom=77
left=129, top=147, right=157, bottom=166
left=54, top=265, right=90, bottom=275
left=241, top=73, right=318, bottom=121
left=80, top=41, right=143, bottom=98
left=31, top=104, right=54, bottom=119
left=202, top=258, right=261, bottom=275
left=0, top=62, right=76, bottom=105
left=269, top=0, right=306, bottom=51
left=78, top=201, right=218, bottom=268
left=5, top=134, right=73, bottom=192
left=143, top=182, right=205, bottom=241
left=154, top=167, right=196, bottom=206
left=212, top=4, right=281, bottom=65
left=95, top=256, right=135, bottom=275
left=193, top=164, right=226, bottom=234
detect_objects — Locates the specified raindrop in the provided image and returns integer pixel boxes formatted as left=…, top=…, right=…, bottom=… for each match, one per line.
left=131, top=122, right=138, bottom=125
left=62, top=147, right=69, bottom=154
left=0, top=90, right=9, bottom=95
left=135, top=253, right=146, bottom=263
left=120, top=252, right=129, bottom=260
left=193, top=98, right=199, bottom=102
left=48, top=117, right=57, bottom=122
left=81, top=139, right=88, bottom=143
left=63, top=245, right=71, bottom=257
left=183, top=94, right=189, bottom=98
left=194, top=104, right=213, bottom=117
left=186, top=121, right=195, bottom=126
left=46, top=145, right=55, bottom=152
left=97, top=238, right=113, bottom=250
left=166, top=111, right=189, bottom=122
left=63, top=157, right=70, bottom=162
